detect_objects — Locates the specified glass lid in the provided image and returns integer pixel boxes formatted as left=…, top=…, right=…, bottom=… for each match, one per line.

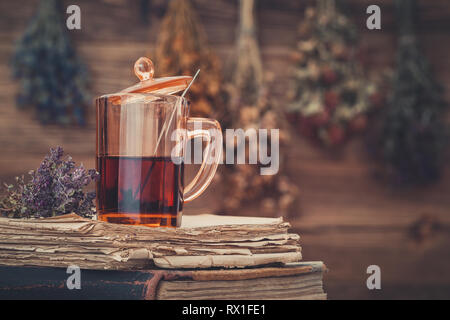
left=120, top=57, right=192, bottom=95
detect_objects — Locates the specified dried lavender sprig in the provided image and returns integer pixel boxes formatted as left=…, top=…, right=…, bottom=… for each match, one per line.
left=0, top=146, right=99, bottom=219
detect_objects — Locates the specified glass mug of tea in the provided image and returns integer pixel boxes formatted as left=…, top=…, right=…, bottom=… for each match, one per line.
left=95, top=58, right=222, bottom=227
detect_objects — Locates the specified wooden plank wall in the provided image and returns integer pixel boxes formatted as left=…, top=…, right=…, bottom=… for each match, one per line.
left=0, top=0, right=450, bottom=299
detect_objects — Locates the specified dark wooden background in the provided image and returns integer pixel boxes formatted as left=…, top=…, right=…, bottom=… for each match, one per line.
left=1, top=0, right=450, bottom=299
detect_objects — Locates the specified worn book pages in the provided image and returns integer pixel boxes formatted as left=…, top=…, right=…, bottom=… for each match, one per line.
left=0, top=213, right=302, bottom=270
left=156, top=261, right=327, bottom=300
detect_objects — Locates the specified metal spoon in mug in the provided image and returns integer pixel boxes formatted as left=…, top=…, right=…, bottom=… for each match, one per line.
left=135, top=69, right=201, bottom=199
left=153, top=69, right=201, bottom=156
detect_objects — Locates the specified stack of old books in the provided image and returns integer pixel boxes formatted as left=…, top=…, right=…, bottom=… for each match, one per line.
left=0, top=213, right=326, bottom=299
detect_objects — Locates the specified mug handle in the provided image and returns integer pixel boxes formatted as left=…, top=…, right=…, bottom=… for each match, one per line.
left=184, top=118, right=223, bottom=203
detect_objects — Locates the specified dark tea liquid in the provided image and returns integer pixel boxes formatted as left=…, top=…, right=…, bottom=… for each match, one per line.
left=96, top=156, right=184, bottom=227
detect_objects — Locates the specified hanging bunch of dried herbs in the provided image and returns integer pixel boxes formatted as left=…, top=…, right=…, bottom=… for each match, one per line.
left=0, top=147, right=99, bottom=219
left=287, top=0, right=386, bottom=147
left=154, top=0, right=224, bottom=117
left=371, top=0, right=447, bottom=186
left=11, top=0, right=90, bottom=125
left=220, top=0, right=298, bottom=217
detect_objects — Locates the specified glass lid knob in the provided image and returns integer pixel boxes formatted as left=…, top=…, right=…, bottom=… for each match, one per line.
left=134, top=57, right=155, bottom=81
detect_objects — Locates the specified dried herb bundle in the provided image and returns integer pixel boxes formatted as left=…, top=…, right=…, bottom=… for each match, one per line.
left=0, top=147, right=98, bottom=218
left=372, top=0, right=447, bottom=186
left=287, top=0, right=384, bottom=147
left=154, top=0, right=223, bottom=117
left=11, top=0, right=90, bottom=125
left=220, top=0, right=298, bottom=217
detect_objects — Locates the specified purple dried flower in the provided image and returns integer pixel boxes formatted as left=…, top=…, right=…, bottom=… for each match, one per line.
left=0, top=147, right=99, bottom=219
